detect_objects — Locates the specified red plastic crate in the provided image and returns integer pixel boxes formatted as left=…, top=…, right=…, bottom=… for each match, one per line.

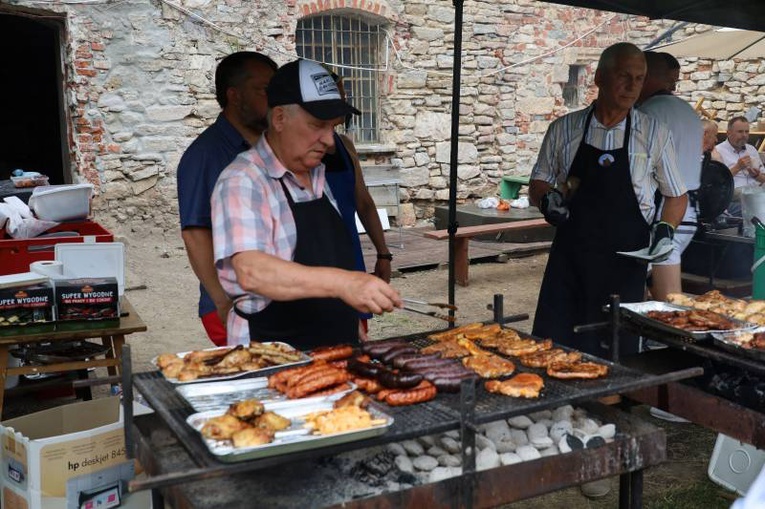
left=0, top=221, right=114, bottom=276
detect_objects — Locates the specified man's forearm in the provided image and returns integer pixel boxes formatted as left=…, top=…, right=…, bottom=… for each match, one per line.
left=529, top=179, right=553, bottom=208
left=182, top=228, right=231, bottom=307
left=659, top=194, right=688, bottom=227
left=233, top=250, right=346, bottom=301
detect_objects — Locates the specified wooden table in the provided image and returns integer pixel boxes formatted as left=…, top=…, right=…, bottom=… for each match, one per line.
left=0, top=297, right=146, bottom=419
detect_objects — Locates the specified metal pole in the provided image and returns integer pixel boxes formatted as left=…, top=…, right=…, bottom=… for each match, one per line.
left=447, top=0, right=464, bottom=326
left=610, top=294, right=621, bottom=363
left=121, top=344, right=134, bottom=461
left=493, top=294, right=504, bottom=325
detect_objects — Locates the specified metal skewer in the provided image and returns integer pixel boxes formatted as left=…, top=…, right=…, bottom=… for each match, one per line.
left=400, top=306, right=456, bottom=322
left=401, top=298, right=458, bottom=310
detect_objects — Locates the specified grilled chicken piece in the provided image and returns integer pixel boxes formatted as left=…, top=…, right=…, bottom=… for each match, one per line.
left=485, top=373, right=544, bottom=398
left=201, top=414, right=249, bottom=440
left=231, top=427, right=274, bottom=448
left=226, top=399, right=265, bottom=421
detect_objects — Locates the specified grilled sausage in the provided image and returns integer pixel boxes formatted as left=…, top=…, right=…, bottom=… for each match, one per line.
left=430, top=373, right=477, bottom=393
left=309, top=344, right=354, bottom=362
left=347, top=357, right=383, bottom=378
left=392, top=353, right=442, bottom=369
left=380, top=345, right=418, bottom=363
left=352, top=376, right=384, bottom=394
left=361, top=341, right=407, bottom=357
left=384, top=381, right=437, bottom=406
left=378, top=370, right=424, bottom=389
left=287, top=371, right=351, bottom=399
left=311, top=382, right=353, bottom=397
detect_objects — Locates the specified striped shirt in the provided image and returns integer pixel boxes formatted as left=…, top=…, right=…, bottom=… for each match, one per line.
left=531, top=105, right=686, bottom=224
left=211, top=133, right=341, bottom=344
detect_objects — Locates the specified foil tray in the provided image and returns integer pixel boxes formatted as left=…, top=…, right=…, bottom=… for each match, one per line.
left=186, top=397, right=393, bottom=463
left=177, top=377, right=357, bottom=413
left=711, top=327, right=765, bottom=362
left=620, top=301, right=756, bottom=341
left=151, top=342, right=311, bottom=385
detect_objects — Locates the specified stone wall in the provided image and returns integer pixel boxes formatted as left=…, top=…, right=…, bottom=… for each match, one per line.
left=3, top=0, right=739, bottom=231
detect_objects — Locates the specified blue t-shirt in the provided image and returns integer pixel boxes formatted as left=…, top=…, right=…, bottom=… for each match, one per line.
left=177, top=114, right=249, bottom=317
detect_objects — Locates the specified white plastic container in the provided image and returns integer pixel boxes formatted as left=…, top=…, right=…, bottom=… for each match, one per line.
left=708, top=433, right=765, bottom=496
left=28, top=184, right=94, bottom=222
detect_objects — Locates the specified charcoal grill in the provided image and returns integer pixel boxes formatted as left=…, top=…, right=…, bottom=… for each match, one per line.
left=123, top=311, right=702, bottom=508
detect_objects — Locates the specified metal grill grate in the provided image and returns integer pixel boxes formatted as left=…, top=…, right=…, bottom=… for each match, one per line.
left=133, top=327, right=699, bottom=467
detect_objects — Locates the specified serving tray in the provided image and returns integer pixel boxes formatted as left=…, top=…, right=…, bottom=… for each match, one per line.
left=711, top=327, right=765, bottom=362
left=152, top=342, right=311, bottom=385
left=620, top=301, right=756, bottom=341
left=186, top=397, right=393, bottom=463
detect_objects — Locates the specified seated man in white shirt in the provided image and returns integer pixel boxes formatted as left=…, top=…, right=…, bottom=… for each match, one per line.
left=716, top=116, right=765, bottom=216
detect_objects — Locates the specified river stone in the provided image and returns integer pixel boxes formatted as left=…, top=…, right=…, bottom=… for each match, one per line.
left=476, top=447, right=501, bottom=471
left=598, top=423, right=616, bottom=440
left=527, top=422, right=548, bottom=441
left=387, top=442, right=406, bottom=456
left=552, top=405, right=575, bottom=421
left=536, top=419, right=554, bottom=430
left=499, top=452, right=523, bottom=465
left=413, top=455, right=439, bottom=471
left=540, top=446, right=559, bottom=457
left=476, top=434, right=496, bottom=451
left=575, top=418, right=600, bottom=435
left=559, top=436, right=572, bottom=454
left=550, top=420, right=574, bottom=442
left=508, top=415, right=534, bottom=429
left=529, top=410, right=552, bottom=422
left=484, top=420, right=512, bottom=443
left=438, top=454, right=461, bottom=467
left=441, top=436, right=462, bottom=454
left=395, top=454, right=414, bottom=473
left=427, top=445, right=447, bottom=457
left=494, top=436, right=517, bottom=453
left=573, top=407, right=589, bottom=420
left=516, top=445, right=542, bottom=461
left=402, top=440, right=425, bottom=456
left=418, top=435, right=436, bottom=447
left=444, top=430, right=460, bottom=439
left=430, top=466, right=461, bottom=483
left=530, top=436, right=554, bottom=448
left=510, top=429, right=529, bottom=446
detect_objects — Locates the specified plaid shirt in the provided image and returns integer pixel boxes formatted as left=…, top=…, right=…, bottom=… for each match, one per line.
left=212, top=134, right=340, bottom=345
left=531, top=105, right=687, bottom=223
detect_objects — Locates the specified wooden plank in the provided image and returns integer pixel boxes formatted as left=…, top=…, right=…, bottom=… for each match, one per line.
left=424, top=218, right=550, bottom=240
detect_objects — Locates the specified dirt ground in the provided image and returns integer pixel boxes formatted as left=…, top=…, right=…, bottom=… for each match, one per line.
left=7, top=226, right=735, bottom=508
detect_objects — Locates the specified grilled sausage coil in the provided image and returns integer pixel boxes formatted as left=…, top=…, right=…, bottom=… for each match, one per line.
left=309, top=345, right=354, bottom=362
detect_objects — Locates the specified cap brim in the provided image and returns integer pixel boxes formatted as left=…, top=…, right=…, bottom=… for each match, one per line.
left=301, top=100, right=361, bottom=121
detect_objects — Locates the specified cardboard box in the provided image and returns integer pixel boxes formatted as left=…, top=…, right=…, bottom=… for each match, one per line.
left=54, top=278, right=119, bottom=324
left=0, top=282, right=55, bottom=329
left=0, top=397, right=151, bottom=509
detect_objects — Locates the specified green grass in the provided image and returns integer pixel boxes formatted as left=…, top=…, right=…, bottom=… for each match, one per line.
left=646, top=480, right=736, bottom=509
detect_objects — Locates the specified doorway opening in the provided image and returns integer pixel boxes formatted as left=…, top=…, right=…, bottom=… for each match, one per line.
left=0, top=10, right=69, bottom=184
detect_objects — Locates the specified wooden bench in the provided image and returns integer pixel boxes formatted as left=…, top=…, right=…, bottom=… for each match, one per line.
left=424, top=218, right=552, bottom=286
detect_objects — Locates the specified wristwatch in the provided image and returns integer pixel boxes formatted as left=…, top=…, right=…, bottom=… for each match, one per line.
left=377, top=253, right=393, bottom=261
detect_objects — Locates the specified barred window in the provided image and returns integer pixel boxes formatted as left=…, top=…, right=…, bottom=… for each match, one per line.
left=296, top=14, right=384, bottom=143
left=563, top=65, right=585, bottom=108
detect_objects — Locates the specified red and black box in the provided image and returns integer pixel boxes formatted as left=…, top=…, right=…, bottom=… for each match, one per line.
left=54, top=277, right=120, bottom=323
left=0, top=281, right=55, bottom=327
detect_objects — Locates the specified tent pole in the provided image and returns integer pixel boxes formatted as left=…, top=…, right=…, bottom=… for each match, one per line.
left=447, top=0, right=464, bottom=326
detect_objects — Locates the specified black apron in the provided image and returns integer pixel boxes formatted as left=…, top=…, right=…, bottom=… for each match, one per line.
left=532, top=109, right=650, bottom=357
left=235, top=178, right=359, bottom=350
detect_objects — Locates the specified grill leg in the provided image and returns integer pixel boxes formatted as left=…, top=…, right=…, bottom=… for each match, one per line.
left=619, top=469, right=644, bottom=509
left=151, top=488, right=164, bottom=509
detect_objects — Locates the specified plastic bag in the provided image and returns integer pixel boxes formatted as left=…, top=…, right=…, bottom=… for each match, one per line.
left=477, top=197, right=499, bottom=209
left=0, top=200, right=59, bottom=239
left=510, top=196, right=530, bottom=209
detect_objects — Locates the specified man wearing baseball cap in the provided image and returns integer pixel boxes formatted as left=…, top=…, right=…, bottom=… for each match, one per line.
left=210, top=59, right=401, bottom=350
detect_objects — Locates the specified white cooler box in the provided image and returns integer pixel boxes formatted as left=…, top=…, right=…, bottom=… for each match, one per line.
left=28, top=184, right=94, bottom=222
left=708, top=433, right=765, bottom=496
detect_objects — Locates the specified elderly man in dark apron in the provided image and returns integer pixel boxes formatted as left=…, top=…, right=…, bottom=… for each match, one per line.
left=211, top=59, right=401, bottom=351
left=529, top=43, right=688, bottom=358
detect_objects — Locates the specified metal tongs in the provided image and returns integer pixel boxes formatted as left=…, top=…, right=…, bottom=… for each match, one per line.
left=401, top=298, right=458, bottom=322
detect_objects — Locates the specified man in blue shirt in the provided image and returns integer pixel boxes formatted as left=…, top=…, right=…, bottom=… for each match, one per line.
left=177, top=52, right=277, bottom=346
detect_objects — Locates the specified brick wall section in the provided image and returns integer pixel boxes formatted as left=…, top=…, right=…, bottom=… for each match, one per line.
left=2, top=0, right=742, bottom=230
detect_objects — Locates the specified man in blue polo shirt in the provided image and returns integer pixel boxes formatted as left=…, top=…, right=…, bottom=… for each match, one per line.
left=177, top=52, right=277, bottom=346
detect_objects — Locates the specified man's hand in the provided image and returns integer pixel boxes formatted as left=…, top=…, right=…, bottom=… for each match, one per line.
left=338, top=272, right=402, bottom=315
left=373, top=258, right=392, bottom=283
left=215, top=298, right=233, bottom=328
left=649, top=221, right=675, bottom=262
left=540, top=189, right=569, bottom=226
